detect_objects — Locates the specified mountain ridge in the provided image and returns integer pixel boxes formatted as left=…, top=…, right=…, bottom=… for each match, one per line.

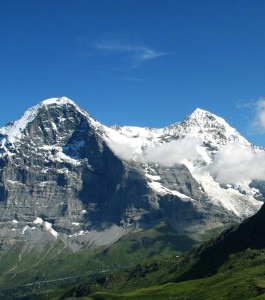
left=0, top=98, right=248, bottom=148
left=0, top=96, right=263, bottom=246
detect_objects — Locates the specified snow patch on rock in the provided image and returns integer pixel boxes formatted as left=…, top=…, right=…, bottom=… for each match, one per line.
left=33, top=217, right=59, bottom=239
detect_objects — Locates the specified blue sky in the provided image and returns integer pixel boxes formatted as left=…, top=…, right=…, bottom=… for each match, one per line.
left=1, top=0, right=265, bottom=146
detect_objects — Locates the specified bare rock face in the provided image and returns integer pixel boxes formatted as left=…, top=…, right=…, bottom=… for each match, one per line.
left=0, top=97, right=263, bottom=246
left=0, top=99, right=151, bottom=235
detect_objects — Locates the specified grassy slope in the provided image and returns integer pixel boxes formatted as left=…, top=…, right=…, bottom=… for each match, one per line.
left=71, top=249, right=265, bottom=300
left=61, top=205, right=265, bottom=299
left=0, top=221, right=201, bottom=298
left=3, top=238, right=264, bottom=300
left=95, top=221, right=198, bottom=266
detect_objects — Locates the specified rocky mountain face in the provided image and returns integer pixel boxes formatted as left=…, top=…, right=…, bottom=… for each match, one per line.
left=0, top=97, right=263, bottom=248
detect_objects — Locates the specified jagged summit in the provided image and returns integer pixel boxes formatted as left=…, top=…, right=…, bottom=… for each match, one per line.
left=186, top=107, right=230, bottom=127
left=0, top=97, right=103, bottom=145
left=0, top=97, right=77, bottom=142
left=172, top=107, right=251, bottom=147
left=38, top=96, right=92, bottom=121
left=188, top=107, right=210, bottom=116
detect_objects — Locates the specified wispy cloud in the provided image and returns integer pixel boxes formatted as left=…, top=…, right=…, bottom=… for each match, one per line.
left=251, top=98, right=265, bottom=133
left=95, top=40, right=166, bottom=68
left=101, top=73, right=145, bottom=82
left=236, top=100, right=254, bottom=109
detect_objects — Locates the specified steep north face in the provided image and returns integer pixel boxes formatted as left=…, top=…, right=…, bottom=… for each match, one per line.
left=0, top=97, right=263, bottom=246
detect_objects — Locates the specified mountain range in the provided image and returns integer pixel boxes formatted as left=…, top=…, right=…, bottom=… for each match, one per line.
left=0, top=96, right=265, bottom=297
left=0, top=97, right=263, bottom=240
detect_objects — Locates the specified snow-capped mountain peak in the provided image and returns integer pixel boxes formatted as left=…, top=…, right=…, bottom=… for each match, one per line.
left=41, top=96, right=77, bottom=107
left=187, top=107, right=211, bottom=118
left=0, top=97, right=76, bottom=143
left=172, top=107, right=251, bottom=148
left=0, top=97, right=104, bottom=146
left=0, top=104, right=39, bottom=143
left=184, top=108, right=242, bottom=138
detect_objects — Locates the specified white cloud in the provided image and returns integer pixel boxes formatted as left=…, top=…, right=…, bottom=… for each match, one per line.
left=107, top=139, right=141, bottom=161
left=143, top=138, right=200, bottom=166
left=96, top=41, right=166, bottom=68
left=251, top=98, right=265, bottom=133
left=209, top=143, right=265, bottom=183
left=106, top=135, right=199, bottom=165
